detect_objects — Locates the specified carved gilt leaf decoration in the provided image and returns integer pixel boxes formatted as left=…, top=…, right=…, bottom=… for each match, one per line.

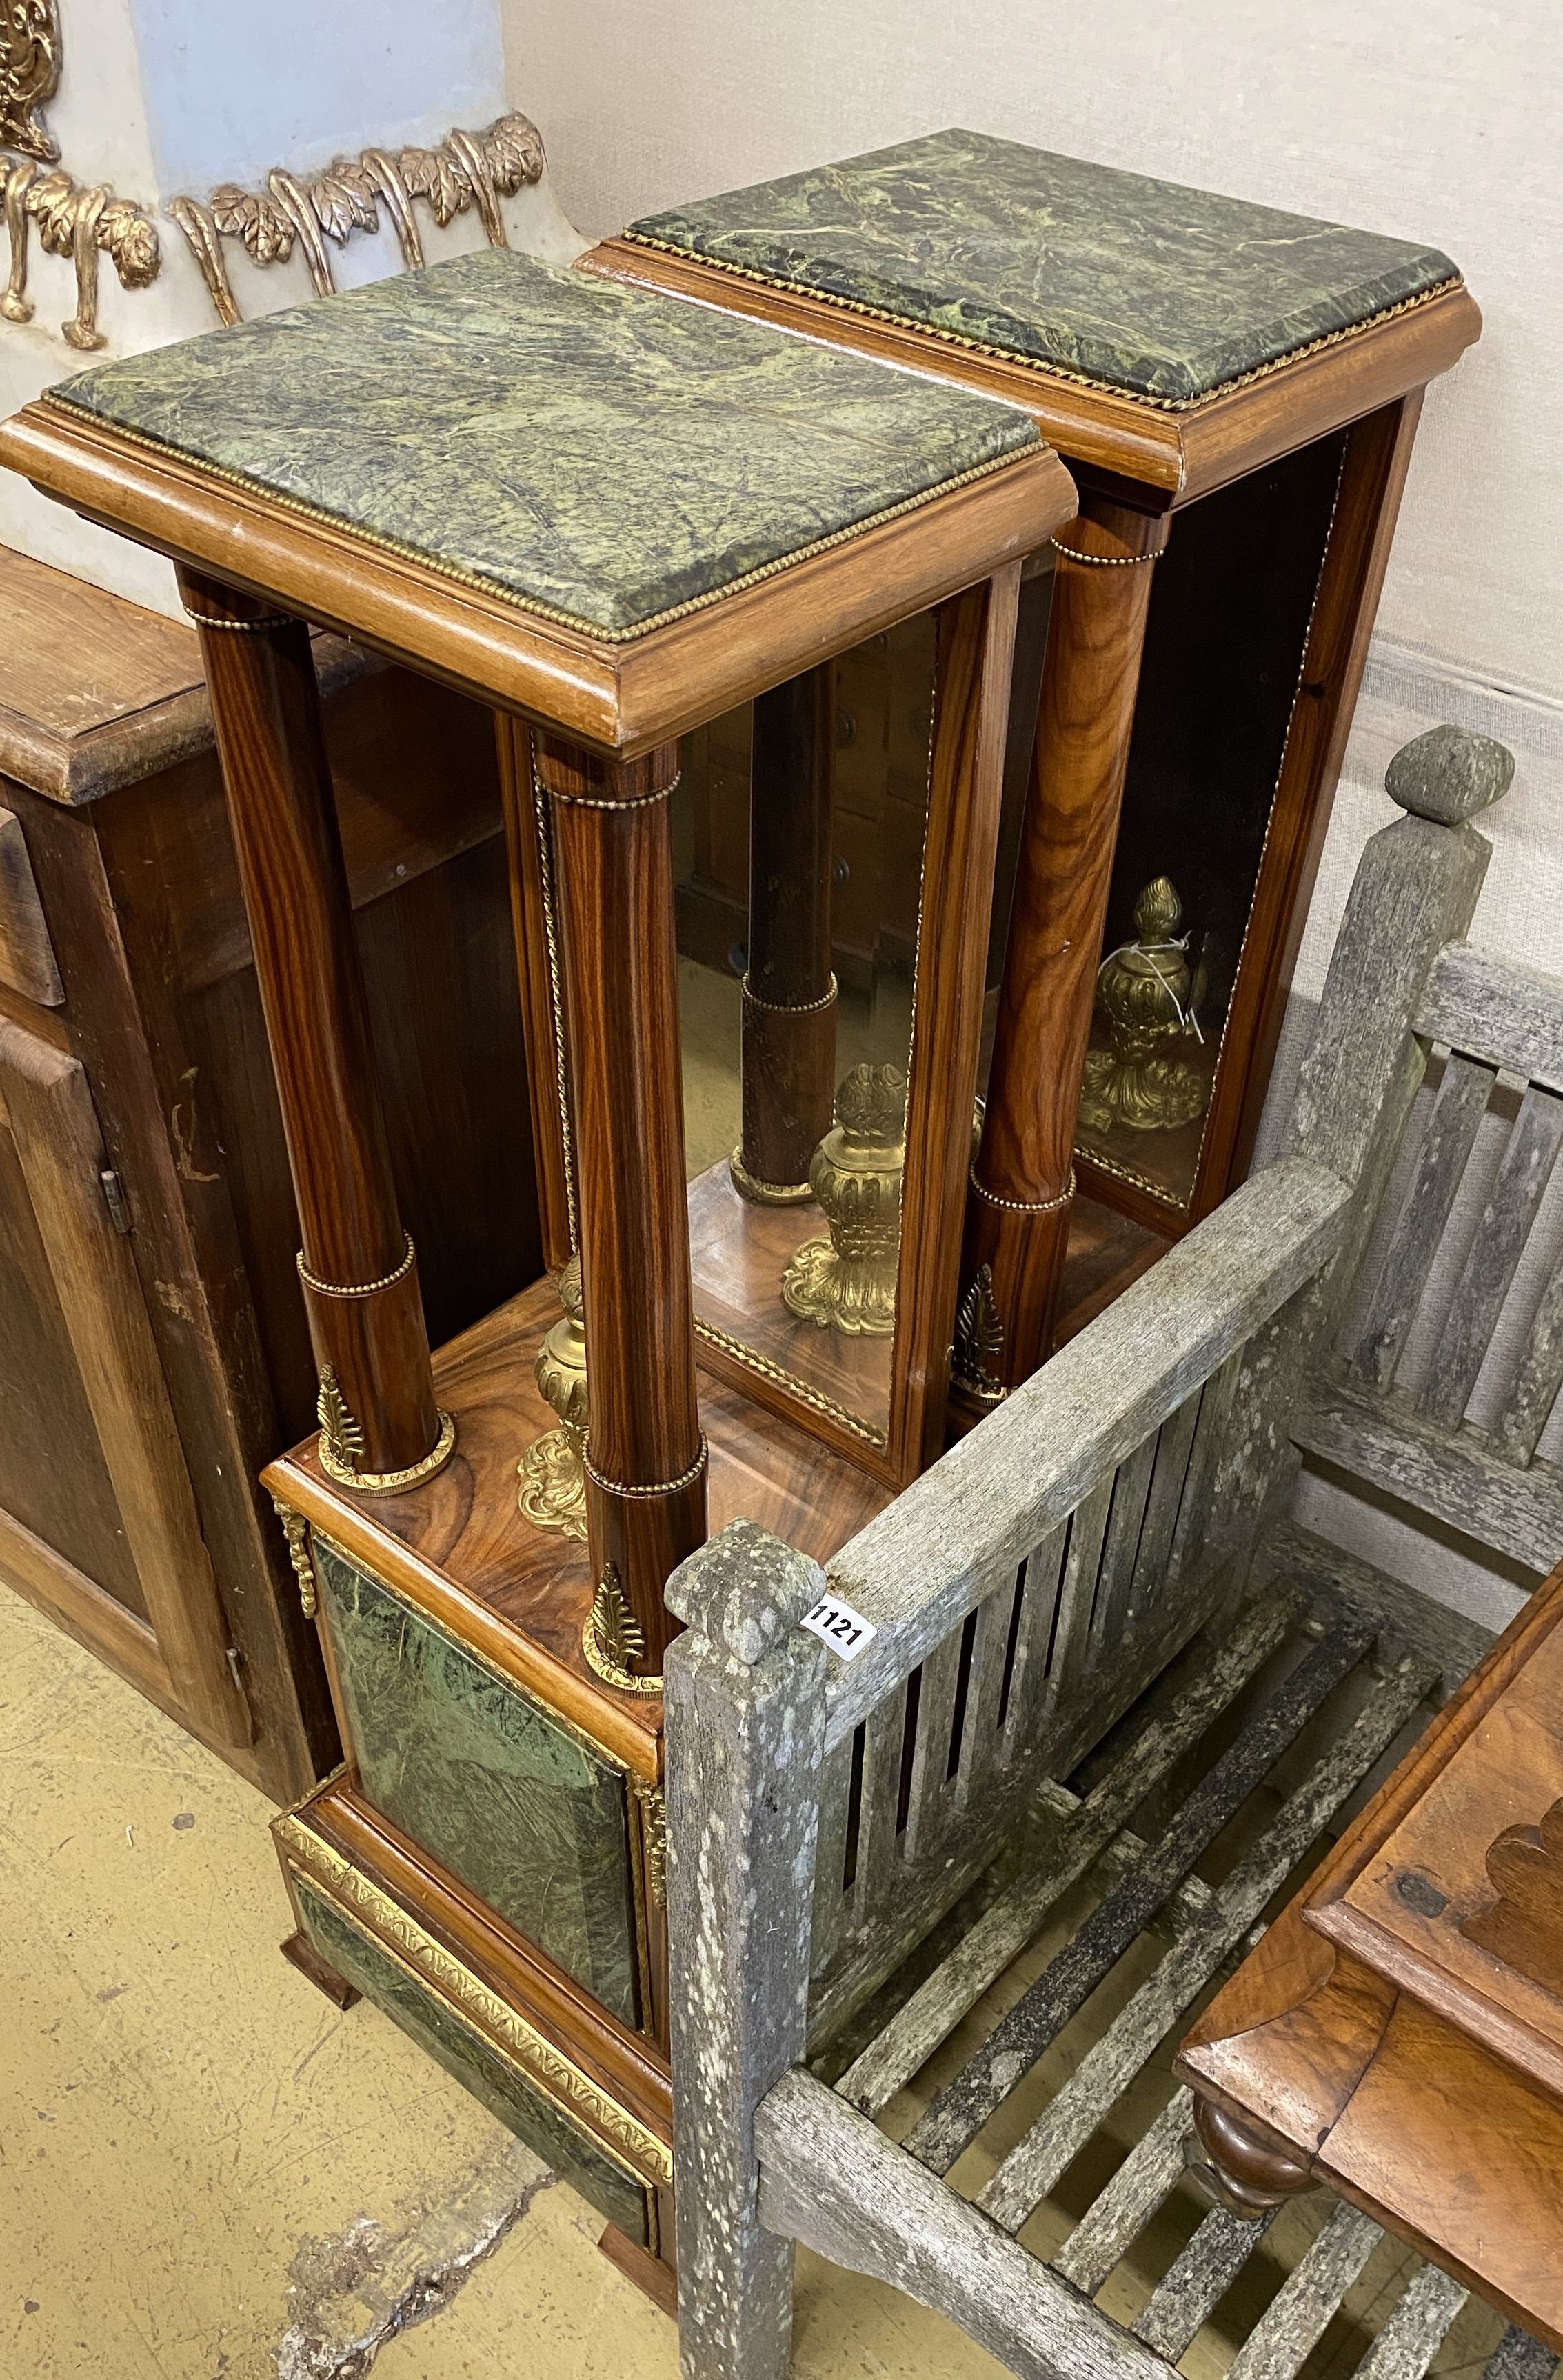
left=399, top=144, right=470, bottom=228
left=310, top=156, right=379, bottom=246
left=0, top=0, right=61, bottom=162
left=210, top=182, right=294, bottom=266
left=483, top=113, right=545, bottom=193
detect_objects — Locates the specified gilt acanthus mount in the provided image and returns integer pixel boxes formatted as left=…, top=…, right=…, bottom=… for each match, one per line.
left=171, top=112, right=547, bottom=328
left=1, top=1, right=162, bottom=349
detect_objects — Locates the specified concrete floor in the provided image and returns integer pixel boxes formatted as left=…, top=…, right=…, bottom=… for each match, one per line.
left=0, top=1585, right=1014, bottom=2380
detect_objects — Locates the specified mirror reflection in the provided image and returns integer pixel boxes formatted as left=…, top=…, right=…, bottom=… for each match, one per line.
left=674, top=616, right=936, bottom=1443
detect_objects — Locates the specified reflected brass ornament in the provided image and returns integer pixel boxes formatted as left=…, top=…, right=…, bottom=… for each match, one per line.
left=518, top=1257, right=589, bottom=1540
left=583, top=1563, right=662, bottom=1697
left=781, top=1063, right=906, bottom=1337
left=0, top=0, right=60, bottom=161
left=1079, top=878, right=1210, bottom=1135
left=2, top=157, right=160, bottom=346
left=172, top=112, right=546, bottom=327
left=272, top=1499, right=317, bottom=1619
left=952, top=1263, right=1006, bottom=1407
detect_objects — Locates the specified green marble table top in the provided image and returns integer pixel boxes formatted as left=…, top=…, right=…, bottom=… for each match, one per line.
left=48, top=248, right=1038, bottom=639
left=629, top=130, right=1460, bottom=407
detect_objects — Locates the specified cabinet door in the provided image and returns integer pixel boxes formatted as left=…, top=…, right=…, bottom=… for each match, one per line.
left=0, top=1018, right=249, bottom=1747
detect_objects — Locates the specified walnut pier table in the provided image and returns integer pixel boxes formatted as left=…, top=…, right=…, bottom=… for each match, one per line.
left=0, top=248, right=1074, bottom=2290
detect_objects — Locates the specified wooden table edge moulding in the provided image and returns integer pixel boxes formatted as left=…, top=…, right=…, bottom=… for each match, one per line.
left=581, top=232, right=1480, bottom=1394
left=0, top=261, right=1077, bottom=2294
left=1178, top=1554, right=1563, bottom=2352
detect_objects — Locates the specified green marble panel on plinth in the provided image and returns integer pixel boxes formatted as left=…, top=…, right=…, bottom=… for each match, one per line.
left=292, top=1876, right=650, bottom=2242
left=48, top=247, right=1038, bottom=637
left=313, top=1539, right=638, bottom=2028
left=629, top=130, right=1460, bottom=405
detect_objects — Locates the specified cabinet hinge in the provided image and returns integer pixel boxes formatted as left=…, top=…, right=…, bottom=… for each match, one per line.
left=99, top=1167, right=132, bottom=1232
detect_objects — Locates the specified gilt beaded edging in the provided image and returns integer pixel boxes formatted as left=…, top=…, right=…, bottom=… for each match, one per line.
left=40, top=391, right=1040, bottom=646
left=276, top=1812, right=674, bottom=2184
left=297, top=1233, right=416, bottom=1299
left=547, top=769, right=683, bottom=811
left=180, top=603, right=296, bottom=631
left=1050, top=539, right=1162, bottom=569
left=969, top=1163, right=1076, bottom=1216
left=584, top=1437, right=709, bottom=1499
left=618, top=235, right=1464, bottom=414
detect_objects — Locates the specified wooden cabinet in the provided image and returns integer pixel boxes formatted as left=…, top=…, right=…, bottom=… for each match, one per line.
left=0, top=546, right=541, bottom=1800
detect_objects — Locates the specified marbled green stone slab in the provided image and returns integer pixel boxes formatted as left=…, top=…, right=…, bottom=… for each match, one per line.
left=630, top=130, right=1460, bottom=405
left=292, top=1876, right=649, bottom=2241
left=48, top=248, right=1037, bottom=635
left=314, top=1542, right=638, bottom=2028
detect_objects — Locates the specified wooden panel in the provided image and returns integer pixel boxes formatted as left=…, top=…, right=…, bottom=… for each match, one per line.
left=0, top=1017, right=250, bottom=1744
left=1351, top=1051, right=1495, bottom=1391
left=1500, top=1252, right=1563, bottom=1468
left=1420, top=944, right=1563, bottom=1098
left=1422, top=1084, right=1563, bottom=1428
left=0, top=808, right=63, bottom=1003
left=1300, top=1371, right=1563, bottom=1577
left=0, top=1087, right=146, bottom=1612
left=0, top=543, right=376, bottom=807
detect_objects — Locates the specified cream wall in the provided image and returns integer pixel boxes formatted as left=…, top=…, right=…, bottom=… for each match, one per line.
left=505, top=0, right=1558, bottom=701
left=505, top=3, right=1563, bottom=1626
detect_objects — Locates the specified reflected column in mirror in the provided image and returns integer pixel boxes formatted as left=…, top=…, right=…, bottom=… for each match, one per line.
left=677, top=618, right=936, bottom=1450
left=732, top=664, right=838, bottom=1205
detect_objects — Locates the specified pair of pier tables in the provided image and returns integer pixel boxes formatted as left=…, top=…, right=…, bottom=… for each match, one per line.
left=0, top=136, right=1478, bottom=2288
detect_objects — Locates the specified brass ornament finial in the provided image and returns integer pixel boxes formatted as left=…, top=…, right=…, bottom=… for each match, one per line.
left=780, top=1063, right=906, bottom=1337
left=582, top=1563, right=662, bottom=1697
left=952, top=1263, right=1006, bottom=1407
left=1079, top=878, right=1210, bottom=1137
left=518, top=1258, right=589, bottom=1539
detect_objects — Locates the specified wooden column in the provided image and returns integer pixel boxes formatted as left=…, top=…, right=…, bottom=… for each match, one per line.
left=177, top=568, right=448, bottom=1489
left=960, top=497, right=1169, bottom=1396
left=733, top=664, right=838, bottom=1203
left=536, top=730, right=706, bottom=1674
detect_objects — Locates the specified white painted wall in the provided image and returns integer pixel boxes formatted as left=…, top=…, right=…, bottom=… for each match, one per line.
left=1, top=0, right=580, bottom=606
left=503, top=0, right=1561, bottom=708
left=503, top=1, right=1563, bottom=1627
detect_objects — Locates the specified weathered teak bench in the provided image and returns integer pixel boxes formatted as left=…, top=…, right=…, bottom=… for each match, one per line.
left=662, top=723, right=1563, bottom=2380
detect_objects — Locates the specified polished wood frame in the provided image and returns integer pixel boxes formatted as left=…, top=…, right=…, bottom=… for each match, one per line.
left=0, top=400, right=1067, bottom=759
left=583, top=237, right=1481, bottom=1377
left=1180, top=1561, right=1563, bottom=2349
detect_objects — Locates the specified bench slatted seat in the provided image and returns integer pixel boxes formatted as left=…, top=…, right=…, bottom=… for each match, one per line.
left=662, top=723, right=1562, bottom=2380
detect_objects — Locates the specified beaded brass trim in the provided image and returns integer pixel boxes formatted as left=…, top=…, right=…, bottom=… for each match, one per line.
left=740, top=970, right=838, bottom=1017
left=276, top=1814, right=674, bottom=2184
left=1051, top=539, right=1162, bottom=568
left=181, top=604, right=295, bottom=632
left=38, top=396, right=1038, bottom=647
left=583, top=1439, right=708, bottom=1500
left=547, top=769, right=683, bottom=812
left=297, top=1232, right=416, bottom=1299
left=618, top=234, right=1465, bottom=417
left=692, top=1316, right=889, bottom=1449
left=968, top=1163, right=1076, bottom=1216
